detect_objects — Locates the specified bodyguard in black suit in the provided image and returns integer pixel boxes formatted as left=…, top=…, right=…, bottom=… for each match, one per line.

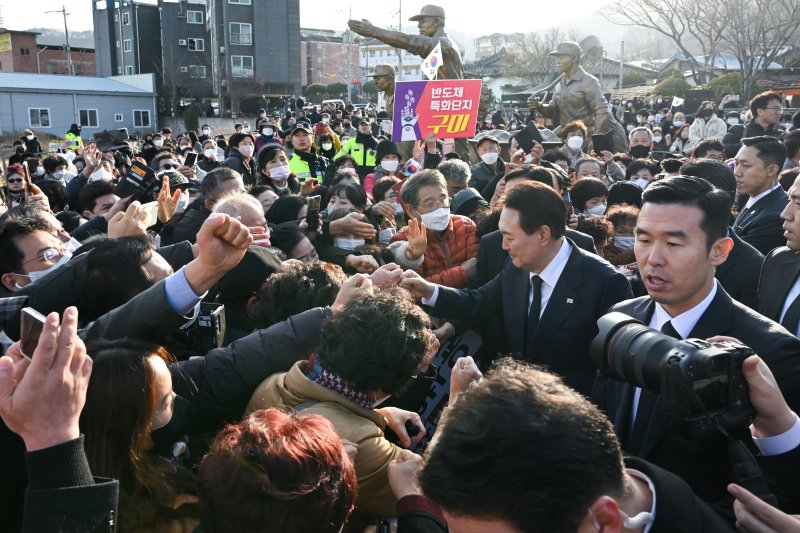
left=757, top=172, right=800, bottom=336
left=592, top=177, right=800, bottom=520
left=402, top=182, right=632, bottom=397
left=732, top=136, right=789, bottom=255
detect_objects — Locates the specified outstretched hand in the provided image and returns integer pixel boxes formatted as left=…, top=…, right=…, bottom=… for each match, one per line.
left=403, top=218, right=427, bottom=260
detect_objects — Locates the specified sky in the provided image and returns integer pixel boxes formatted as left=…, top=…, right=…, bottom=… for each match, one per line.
left=0, top=0, right=616, bottom=36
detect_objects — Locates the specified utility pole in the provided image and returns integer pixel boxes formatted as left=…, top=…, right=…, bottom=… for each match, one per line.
left=397, top=0, right=403, bottom=81
left=45, top=1, right=73, bottom=75
left=619, top=41, right=624, bottom=89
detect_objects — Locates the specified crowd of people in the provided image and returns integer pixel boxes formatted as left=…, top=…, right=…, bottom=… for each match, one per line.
left=1, top=88, right=800, bottom=532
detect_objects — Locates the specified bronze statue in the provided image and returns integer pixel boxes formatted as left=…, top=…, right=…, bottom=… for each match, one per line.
left=349, top=4, right=464, bottom=80
left=528, top=41, right=628, bottom=152
left=371, top=64, right=396, bottom=118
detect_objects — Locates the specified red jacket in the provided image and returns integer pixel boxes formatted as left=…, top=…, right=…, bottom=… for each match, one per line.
left=391, top=214, right=479, bottom=288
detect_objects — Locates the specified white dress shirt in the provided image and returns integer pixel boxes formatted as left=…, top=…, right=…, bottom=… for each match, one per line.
left=744, top=183, right=781, bottom=210
left=528, top=239, right=572, bottom=317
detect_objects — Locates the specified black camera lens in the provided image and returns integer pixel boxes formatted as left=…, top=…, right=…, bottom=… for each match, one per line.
left=590, top=312, right=682, bottom=394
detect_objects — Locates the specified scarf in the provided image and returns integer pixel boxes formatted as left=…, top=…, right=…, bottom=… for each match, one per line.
left=294, top=149, right=322, bottom=181
left=307, top=354, right=372, bottom=410
left=356, top=132, right=378, bottom=150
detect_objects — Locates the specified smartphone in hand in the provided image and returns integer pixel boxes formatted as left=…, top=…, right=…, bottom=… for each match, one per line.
left=306, top=195, right=321, bottom=232
left=20, top=307, right=48, bottom=360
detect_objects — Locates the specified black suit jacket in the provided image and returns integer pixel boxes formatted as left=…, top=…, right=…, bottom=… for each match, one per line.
left=757, top=246, right=800, bottom=324
left=594, top=286, right=800, bottom=513
left=733, top=186, right=789, bottom=255
left=716, top=228, right=763, bottom=309
left=432, top=241, right=632, bottom=396
left=474, top=228, right=596, bottom=287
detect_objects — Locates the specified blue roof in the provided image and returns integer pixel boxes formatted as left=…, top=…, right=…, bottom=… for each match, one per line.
left=670, top=52, right=781, bottom=70
left=0, top=73, right=154, bottom=94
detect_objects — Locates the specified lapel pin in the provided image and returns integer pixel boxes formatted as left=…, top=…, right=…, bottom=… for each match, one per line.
left=566, top=298, right=574, bottom=304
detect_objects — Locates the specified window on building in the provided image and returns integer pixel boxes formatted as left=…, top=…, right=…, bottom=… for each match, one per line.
left=231, top=55, right=253, bottom=77
left=190, top=65, right=207, bottom=78
left=20, top=48, right=30, bottom=56
left=228, top=0, right=251, bottom=4
left=79, top=109, right=98, bottom=128
left=187, top=10, right=203, bottom=24
left=115, top=113, right=124, bottom=122
left=122, top=12, right=130, bottom=25
left=123, top=39, right=132, bottom=52
left=29, top=108, right=50, bottom=128
left=117, top=66, right=123, bottom=74
left=125, top=65, right=134, bottom=75
left=229, top=22, right=252, bottom=45
left=188, top=38, right=205, bottom=51
left=116, top=40, right=120, bottom=48
left=134, top=109, right=151, bottom=128
left=114, top=13, right=119, bottom=22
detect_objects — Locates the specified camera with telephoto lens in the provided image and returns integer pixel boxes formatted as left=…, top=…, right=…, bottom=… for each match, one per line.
left=590, top=312, right=755, bottom=437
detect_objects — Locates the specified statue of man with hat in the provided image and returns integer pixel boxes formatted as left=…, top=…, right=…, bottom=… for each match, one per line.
left=528, top=41, right=628, bottom=152
left=349, top=4, right=464, bottom=80
left=371, top=64, right=396, bottom=119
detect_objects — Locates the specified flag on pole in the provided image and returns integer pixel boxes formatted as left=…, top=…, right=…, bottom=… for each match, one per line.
left=421, top=41, right=443, bottom=80
left=670, top=97, right=685, bottom=109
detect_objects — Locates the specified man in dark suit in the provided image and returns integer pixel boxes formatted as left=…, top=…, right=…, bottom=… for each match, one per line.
left=474, top=164, right=596, bottom=287
left=402, top=181, right=632, bottom=396
left=733, top=136, right=789, bottom=255
left=757, top=172, right=800, bottom=337
left=593, top=176, right=800, bottom=520
left=680, top=158, right=764, bottom=309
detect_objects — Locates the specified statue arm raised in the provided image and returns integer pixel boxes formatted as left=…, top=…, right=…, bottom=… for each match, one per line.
left=348, top=19, right=416, bottom=53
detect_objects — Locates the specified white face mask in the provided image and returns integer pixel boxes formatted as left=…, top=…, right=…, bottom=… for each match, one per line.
left=381, top=159, right=399, bottom=172
left=321, top=143, right=333, bottom=151
left=420, top=207, right=450, bottom=232
left=35, top=166, right=45, bottom=176
left=672, top=120, right=684, bottom=128
left=379, top=227, right=395, bottom=244
left=262, top=128, right=274, bottom=136
left=653, top=135, right=662, bottom=143
left=334, top=237, right=366, bottom=250
left=90, top=167, right=113, bottom=182
left=613, top=235, right=635, bottom=250
left=726, top=118, right=740, bottom=126
left=632, top=177, right=650, bottom=189
left=394, top=201, right=404, bottom=215
left=202, top=128, right=211, bottom=135
left=585, top=203, right=607, bottom=216
left=567, top=136, right=584, bottom=151
left=24, top=252, right=72, bottom=283
left=63, top=237, right=82, bottom=254
left=242, top=127, right=251, bottom=133
left=153, top=139, right=164, bottom=148
left=175, top=191, right=191, bottom=214
left=269, top=164, right=291, bottom=182
left=52, top=170, right=67, bottom=180
left=647, top=115, right=655, bottom=122
left=204, top=148, right=217, bottom=160
left=26, top=134, right=34, bottom=140
left=238, top=144, right=254, bottom=158
left=480, top=151, right=499, bottom=165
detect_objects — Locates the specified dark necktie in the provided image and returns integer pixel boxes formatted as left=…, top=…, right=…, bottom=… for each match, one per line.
left=526, top=275, right=543, bottom=350
left=627, top=319, right=681, bottom=454
left=781, top=294, right=800, bottom=335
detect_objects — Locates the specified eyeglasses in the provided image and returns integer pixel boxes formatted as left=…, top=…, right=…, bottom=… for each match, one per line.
left=766, top=106, right=784, bottom=112
left=419, top=197, right=450, bottom=212
left=6, top=178, right=23, bottom=183
left=21, top=247, right=63, bottom=267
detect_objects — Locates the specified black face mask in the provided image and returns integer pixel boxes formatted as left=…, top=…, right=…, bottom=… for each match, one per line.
left=629, top=145, right=650, bottom=159
left=15, top=146, right=24, bottom=153
left=702, top=109, right=714, bottom=119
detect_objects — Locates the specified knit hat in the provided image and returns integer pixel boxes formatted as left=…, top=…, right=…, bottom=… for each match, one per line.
left=375, top=140, right=401, bottom=162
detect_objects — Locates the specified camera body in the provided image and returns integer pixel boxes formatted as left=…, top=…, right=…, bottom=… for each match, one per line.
left=591, top=312, right=754, bottom=437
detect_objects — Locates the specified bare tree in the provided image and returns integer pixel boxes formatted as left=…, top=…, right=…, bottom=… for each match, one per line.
left=513, top=27, right=566, bottom=84
left=716, top=0, right=800, bottom=99
left=602, top=0, right=724, bottom=84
